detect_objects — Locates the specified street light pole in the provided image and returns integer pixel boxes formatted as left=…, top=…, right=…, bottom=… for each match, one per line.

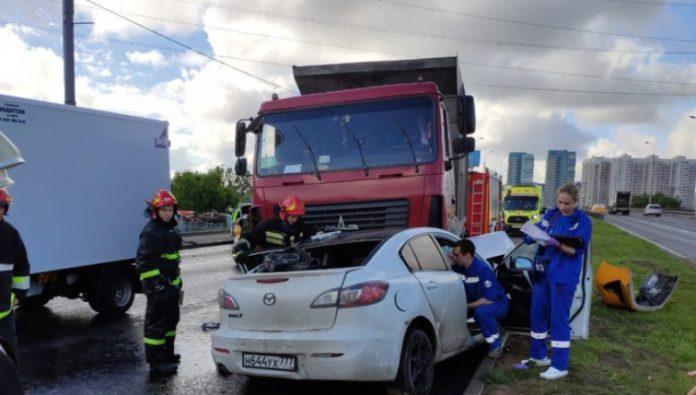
left=644, top=140, right=656, bottom=204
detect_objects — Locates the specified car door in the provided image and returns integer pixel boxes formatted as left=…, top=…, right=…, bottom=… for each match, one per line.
left=403, top=234, right=468, bottom=353
left=499, top=241, right=593, bottom=339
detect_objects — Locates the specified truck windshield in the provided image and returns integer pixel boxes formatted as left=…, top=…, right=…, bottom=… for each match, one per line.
left=504, top=196, right=539, bottom=211
left=256, top=97, right=437, bottom=176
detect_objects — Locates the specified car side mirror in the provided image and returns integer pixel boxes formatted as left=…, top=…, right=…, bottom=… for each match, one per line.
left=234, top=157, right=248, bottom=176
left=457, top=95, right=476, bottom=135
left=511, top=257, right=533, bottom=271
left=453, top=137, right=476, bottom=154
left=235, top=120, right=247, bottom=158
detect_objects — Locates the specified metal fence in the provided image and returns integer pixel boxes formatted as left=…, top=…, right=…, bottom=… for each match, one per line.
left=177, top=213, right=233, bottom=234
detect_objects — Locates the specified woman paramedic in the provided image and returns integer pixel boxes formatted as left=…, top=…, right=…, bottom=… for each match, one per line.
left=515, top=183, right=592, bottom=380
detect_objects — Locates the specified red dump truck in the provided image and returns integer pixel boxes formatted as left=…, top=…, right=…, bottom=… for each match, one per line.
left=233, top=57, right=476, bottom=234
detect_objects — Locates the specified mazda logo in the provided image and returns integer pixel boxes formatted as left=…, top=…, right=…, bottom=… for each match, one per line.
left=263, top=293, right=276, bottom=306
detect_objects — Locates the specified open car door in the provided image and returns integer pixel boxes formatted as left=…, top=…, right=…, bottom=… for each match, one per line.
left=496, top=240, right=592, bottom=339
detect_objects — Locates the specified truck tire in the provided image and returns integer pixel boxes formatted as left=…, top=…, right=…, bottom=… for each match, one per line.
left=88, top=269, right=135, bottom=315
left=392, top=328, right=434, bottom=395
left=19, top=292, right=53, bottom=310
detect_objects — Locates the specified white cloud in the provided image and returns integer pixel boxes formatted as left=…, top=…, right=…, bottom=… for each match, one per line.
left=666, top=110, right=696, bottom=157
left=126, top=50, right=166, bottom=67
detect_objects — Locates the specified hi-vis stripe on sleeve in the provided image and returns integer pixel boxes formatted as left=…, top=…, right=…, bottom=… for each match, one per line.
left=11, top=276, right=29, bottom=290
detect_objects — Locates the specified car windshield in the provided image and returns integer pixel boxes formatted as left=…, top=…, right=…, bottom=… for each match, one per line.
left=256, top=97, right=437, bottom=176
left=504, top=196, right=539, bottom=211
left=648, top=204, right=661, bottom=209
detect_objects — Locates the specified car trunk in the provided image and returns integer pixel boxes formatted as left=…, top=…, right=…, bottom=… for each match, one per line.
left=224, top=239, right=382, bottom=331
left=224, top=269, right=351, bottom=331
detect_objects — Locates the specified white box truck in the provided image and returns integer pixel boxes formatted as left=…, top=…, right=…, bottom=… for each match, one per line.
left=0, top=93, right=170, bottom=314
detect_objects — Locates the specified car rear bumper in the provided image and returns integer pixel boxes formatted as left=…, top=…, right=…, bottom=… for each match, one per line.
left=211, top=325, right=401, bottom=381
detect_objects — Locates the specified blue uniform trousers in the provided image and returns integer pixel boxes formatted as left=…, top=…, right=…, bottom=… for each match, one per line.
left=473, top=301, right=508, bottom=350
left=529, top=275, right=576, bottom=370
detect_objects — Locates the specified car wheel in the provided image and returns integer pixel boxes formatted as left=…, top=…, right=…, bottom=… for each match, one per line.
left=394, top=328, right=434, bottom=395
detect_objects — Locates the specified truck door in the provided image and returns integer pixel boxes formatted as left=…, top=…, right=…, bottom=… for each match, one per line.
left=403, top=234, right=468, bottom=353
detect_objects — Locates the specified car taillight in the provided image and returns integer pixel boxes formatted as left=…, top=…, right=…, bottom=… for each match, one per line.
left=311, top=282, right=389, bottom=309
left=218, top=289, right=239, bottom=310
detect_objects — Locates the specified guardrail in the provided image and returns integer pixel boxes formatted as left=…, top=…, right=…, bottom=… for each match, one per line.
left=662, top=209, right=696, bottom=217
left=178, top=221, right=230, bottom=234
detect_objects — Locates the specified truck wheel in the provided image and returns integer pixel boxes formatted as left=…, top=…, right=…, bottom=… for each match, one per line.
left=392, top=328, right=434, bottom=395
left=88, top=269, right=135, bottom=315
left=19, top=293, right=53, bottom=310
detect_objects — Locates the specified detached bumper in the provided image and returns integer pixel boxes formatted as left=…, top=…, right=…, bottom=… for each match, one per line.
left=211, top=325, right=400, bottom=381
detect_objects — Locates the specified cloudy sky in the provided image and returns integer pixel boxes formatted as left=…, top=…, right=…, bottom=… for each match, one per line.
left=1, top=0, right=695, bottom=182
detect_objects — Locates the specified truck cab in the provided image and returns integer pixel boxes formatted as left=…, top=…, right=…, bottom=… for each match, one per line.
left=234, top=57, right=476, bottom=235
left=503, top=184, right=544, bottom=234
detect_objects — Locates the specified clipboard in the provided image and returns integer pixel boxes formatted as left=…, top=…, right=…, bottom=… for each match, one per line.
left=555, top=236, right=584, bottom=249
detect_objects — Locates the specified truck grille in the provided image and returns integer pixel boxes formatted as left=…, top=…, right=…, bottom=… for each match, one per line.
left=304, top=199, right=409, bottom=230
left=507, top=216, right=528, bottom=224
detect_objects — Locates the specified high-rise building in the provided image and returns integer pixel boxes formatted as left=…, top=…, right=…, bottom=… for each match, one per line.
left=608, top=155, right=696, bottom=209
left=544, top=150, right=576, bottom=207
left=580, top=157, right=612, bottom=207
left=507, top=152, right=534, bottom=185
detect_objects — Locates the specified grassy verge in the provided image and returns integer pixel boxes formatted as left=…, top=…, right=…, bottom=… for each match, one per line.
left=486, top=219, right=696, bottom=395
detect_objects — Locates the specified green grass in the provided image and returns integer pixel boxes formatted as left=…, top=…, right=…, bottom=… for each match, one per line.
left=485, top=219, right=696, bottom=395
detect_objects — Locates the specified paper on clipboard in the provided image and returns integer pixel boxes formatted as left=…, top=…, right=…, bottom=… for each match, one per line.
left=520, top=221, right=553, bottom=246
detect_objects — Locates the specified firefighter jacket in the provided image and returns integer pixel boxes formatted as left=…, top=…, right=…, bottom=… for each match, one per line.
left=0, top=220, right=30, bottom=319
left=136, top=218, right=183, bottom=288
left=243, top=218, right=316, bottom=249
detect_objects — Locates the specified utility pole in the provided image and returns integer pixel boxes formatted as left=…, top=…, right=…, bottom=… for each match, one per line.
left=63, top=0, right=76, bottom=106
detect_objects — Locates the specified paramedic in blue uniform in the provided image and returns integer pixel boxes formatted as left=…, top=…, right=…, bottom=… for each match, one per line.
left=516, top=183, right=592, bottom=380
left=450, top=239, right=508, bottom=358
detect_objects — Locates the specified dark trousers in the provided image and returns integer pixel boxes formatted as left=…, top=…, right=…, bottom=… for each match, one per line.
left=144, top=285, right=180, bottom=364
left=0, top=312, right=17, bottom=360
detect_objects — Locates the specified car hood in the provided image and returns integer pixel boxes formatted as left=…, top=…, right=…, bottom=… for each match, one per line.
left=469, top=231, right=516, bottom=260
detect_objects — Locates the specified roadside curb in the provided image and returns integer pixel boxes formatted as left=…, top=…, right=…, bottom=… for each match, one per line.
left=605, top=220, right=690, bottom=261
left=463, top=332, right=510, bottom=395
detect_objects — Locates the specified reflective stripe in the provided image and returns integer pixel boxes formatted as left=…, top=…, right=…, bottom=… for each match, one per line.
left=465, top=277, right=480, bottom=283
left=140, top=269, right=161, bottom=280
left=171, top=277, right=182, bottom=286
left=485, top=333, right=500, bottom=344
left=551, top=340, right=571, bottom=348
left=165, top=330, right=176, bottom=337
left=144, top=337, right=166, bottom=346
left=0, top=293, right=15, bottom=320
left=531, top=331, right=548, bottom=339
left=161, top=252, right=180, bottom=260
left=0, top=264, right=13, bottom=271
left=11, top=276, right=29, bottom=290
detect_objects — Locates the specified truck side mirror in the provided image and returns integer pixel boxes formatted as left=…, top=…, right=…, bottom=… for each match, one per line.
left=235, top=120, right=247, bottom=158
left=453, top=137, right=476, bottom=154
left=457, top=95, right=476, bottom=135
left=234, top=157, right=248, bottom=176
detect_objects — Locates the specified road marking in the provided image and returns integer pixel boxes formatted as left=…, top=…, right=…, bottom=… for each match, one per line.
left=604, top=220, right=689, bottom=260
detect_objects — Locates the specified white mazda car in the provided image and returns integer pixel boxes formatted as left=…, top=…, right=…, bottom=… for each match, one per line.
left=211, top=228, right=592, bottom=394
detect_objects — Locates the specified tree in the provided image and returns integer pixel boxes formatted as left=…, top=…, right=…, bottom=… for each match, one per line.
left=631, top=193, right=682, bottom=209
left=171, top=166, right=238, bottom=212
left=224, top=167, right=252, bottom=201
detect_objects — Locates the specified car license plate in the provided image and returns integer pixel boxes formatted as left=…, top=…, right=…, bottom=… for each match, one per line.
left=242, top=353, right=297, bottom=371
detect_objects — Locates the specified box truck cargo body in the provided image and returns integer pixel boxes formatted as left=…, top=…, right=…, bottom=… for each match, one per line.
left=0, top=93, right=170, bottom=313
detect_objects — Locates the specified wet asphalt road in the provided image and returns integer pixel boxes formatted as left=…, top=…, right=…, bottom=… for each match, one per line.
left=15, top=245, right=485, bottom=395
left=604, top=212, right=696, bottom=261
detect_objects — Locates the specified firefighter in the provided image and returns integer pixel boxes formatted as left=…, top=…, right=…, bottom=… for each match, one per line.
left=0, top=189, right=29, bottom=361
left=232, top=195, right=316, bottom=260
left=136, top=190, right=183, bottom=377
left=450, top=238, right=508, bottom=358
left=515, top=183, right=592, bottom=380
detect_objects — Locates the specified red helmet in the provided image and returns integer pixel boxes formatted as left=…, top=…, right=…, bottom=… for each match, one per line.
left=150, top=189, right=177, bottom=219
left=0, top=189, right=11, bottom=213
left=279, top=195, right=305, bottom=220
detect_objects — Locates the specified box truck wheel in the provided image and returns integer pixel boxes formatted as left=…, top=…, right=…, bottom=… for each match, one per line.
left=88, top=268, right=135, bottom=315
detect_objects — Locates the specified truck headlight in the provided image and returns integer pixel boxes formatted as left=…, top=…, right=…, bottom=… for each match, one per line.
left=531, top=214, right=540, bottom=221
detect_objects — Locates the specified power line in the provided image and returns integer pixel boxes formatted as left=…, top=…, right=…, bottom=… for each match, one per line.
left=169, top=0, right=696, bottom=55
left=375, top=0, right=696, bottom=43
left=470, top=82, right=696, bottom=96
left=83, top=0, right=297, bottom=93
left=4, top=17, right=696, bottom=88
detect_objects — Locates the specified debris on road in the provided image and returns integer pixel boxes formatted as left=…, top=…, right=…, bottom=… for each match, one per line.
left=595, top=261, right=678, bottom=312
